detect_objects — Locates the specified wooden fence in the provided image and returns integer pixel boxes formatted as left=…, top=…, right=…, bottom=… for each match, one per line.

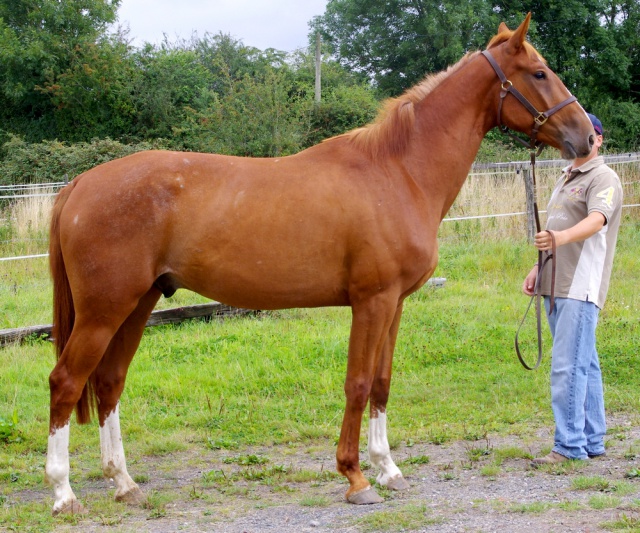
left=0, top=303, right=254, bottom=347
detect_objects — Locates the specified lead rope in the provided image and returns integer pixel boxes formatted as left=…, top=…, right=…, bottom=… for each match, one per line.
left=479, top=49, right=566, bottom=371
left=514, top=149, right=556, bottom=370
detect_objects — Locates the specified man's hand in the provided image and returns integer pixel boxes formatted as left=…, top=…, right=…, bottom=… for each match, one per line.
left=534, top=212, right=606, bottom=252
left=522, top=265, right=538, bottom=296
left=534, top=230, right=555, bottom=252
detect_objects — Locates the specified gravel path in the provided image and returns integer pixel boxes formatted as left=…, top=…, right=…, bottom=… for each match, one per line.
left=17, top=415, right=640, bottom=532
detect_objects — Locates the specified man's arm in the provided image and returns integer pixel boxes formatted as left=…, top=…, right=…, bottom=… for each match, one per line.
left=533, top=211, right=606, bottom=251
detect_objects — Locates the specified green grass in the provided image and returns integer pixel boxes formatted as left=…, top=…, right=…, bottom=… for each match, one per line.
left=2, top=223, right=639, bottom=451
left=1, top=211, right=639, bottom=528
left=589, top=494, right=622, bottom=509
left=352, top=503, right=438, bottom=531
left=601, top=514, right=640, bottom=531
left=572, top=476, right=637, bottom=495
left=508, top=501, right=551, bottom=513
left=300, top=494, right=331, bottom=507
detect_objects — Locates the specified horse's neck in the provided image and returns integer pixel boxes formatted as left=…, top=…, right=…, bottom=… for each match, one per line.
left=405, top=57, right=495, bottom=218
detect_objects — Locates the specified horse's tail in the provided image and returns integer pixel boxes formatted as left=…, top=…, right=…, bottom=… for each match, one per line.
left=49, top=180, right=95, bottom=425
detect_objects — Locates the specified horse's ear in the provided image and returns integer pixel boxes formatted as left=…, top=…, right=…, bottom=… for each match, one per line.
left=498, top=22, right=509, bottom=33
left=506, top=12, right=531, bottom=53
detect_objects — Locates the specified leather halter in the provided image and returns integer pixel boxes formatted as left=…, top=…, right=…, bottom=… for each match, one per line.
left=481, top=50, right=577, bottom=153
left=481, top=50, right=576, bottom=371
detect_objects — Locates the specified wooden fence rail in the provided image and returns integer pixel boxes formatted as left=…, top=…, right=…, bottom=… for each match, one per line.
left=0, top=303, right=254, bottom=347
left=0, top=278, right=446, bottom=347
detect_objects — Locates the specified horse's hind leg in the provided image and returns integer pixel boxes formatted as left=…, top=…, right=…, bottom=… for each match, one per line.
left=94, top=287, right=161, bottom=506
left=368, top=303, right=410, bottom=491
left=46, top=318, right=125, bottom=515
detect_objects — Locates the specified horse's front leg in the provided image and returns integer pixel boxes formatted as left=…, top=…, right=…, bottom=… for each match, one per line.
left=368, top=303, right=410, bottom=491
left=337, top=294, right=399, bottom=505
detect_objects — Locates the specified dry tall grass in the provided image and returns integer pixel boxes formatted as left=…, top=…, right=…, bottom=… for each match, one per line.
left=10, top=189, right=56, bottom=240
left=441, top=159, right=640, bottom=243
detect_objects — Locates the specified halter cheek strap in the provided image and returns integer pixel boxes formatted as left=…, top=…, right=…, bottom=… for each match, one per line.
left=481, top=50, right=577, bottom=153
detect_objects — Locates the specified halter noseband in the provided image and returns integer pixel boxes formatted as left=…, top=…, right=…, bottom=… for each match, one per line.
left=481, top=49, right=577, bottom=154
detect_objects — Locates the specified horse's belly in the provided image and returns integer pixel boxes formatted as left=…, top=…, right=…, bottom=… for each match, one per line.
left=169, top=245, right=350, bottom=310
left=183, top=266, right=349, bottom=310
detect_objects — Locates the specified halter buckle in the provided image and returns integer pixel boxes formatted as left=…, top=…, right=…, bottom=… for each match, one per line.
left=501, top=80, right=513, bottom=91
left=534, top=113, right=548, bottom=126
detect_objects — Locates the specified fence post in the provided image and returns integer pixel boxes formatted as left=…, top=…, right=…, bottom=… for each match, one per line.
left=522, top=165, right=536, bottom=242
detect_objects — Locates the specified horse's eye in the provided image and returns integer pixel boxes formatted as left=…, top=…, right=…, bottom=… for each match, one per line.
left=534, top=71, right=547, bottom=80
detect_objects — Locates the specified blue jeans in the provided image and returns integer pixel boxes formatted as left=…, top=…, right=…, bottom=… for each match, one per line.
left=545, top=297, right=606, bottom=459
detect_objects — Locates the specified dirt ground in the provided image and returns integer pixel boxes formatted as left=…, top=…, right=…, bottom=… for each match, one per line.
left=11, top=414, right=640, bottom=533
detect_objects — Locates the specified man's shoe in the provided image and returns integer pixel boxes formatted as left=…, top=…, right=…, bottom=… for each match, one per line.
left=588, top=452, right=606, bottom=459
left=531, top=450, right=571, bottom=467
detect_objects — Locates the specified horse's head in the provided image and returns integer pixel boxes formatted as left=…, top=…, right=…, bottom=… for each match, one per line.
left=485, top=13, right=594, bottom=160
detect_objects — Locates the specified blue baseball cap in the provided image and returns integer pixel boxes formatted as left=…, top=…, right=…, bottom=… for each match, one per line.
left=587, top=113, right=603, bottom=136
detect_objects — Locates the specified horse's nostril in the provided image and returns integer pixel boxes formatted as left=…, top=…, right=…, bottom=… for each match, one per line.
left=589, top=134, right=595, bottom=147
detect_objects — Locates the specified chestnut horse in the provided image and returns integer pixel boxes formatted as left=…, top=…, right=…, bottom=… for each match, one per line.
left=46, top=14, right=594, bottom=514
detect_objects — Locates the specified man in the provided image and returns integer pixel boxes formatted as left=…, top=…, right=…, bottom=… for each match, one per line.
left=522, top=113, right=623, bottom=465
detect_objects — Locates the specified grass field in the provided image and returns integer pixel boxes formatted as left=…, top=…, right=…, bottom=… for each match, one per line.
left=0, top=161, right=639, bottom=530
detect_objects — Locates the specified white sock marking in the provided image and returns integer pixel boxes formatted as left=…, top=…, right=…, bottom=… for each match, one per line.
left=45, top=423, right=77, bottom=513
left=368, top=410, right=403, bottom=486
left=99, top=403, right=139, bottom=498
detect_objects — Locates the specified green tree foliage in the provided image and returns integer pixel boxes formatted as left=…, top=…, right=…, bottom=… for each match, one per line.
left=288, top=50, right=379, bottom=147
left=0, top=1, right=377, bottom=155
left=0, top=21, right=379, bottom=175
left=0, top=0, right=121, bottom=140
left=2, top=1, right=637, bottom=157
left=313, top=0, right=640, bottom=149
left=37, top=31, right=138, bottom=141
left=311, top=0, right=497, bottom=96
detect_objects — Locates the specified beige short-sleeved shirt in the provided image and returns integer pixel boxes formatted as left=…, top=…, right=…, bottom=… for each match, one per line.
left=539, top=156, right=622, bottom=309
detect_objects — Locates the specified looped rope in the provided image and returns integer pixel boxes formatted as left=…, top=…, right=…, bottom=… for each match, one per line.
left=514, top=231, right=556, bottom=370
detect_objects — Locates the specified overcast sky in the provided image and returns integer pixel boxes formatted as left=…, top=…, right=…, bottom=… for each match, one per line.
left=115, top=0, right=329, bottom=52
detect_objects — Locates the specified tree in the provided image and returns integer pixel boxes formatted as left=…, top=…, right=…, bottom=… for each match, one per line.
left=311, top=0, right=497, bottom=96
left=0, top=0, right=121, bottom=141
left=37, top=31, right=139, bottom=141
left=288, top=51, right=379, bottom=147
left=312, top=0, right=640, bottom=149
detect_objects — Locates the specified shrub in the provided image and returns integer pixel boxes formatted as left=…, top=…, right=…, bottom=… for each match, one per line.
left=0, top=136, right=169, bottom=185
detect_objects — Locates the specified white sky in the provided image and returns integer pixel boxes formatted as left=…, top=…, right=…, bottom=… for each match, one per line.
left=115, top=0, right=329, bottom=52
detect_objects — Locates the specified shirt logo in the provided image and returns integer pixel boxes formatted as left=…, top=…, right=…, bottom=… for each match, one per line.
left=568, top=186, right=584, bottom=201
left=596, top=186, right=615, bottom=208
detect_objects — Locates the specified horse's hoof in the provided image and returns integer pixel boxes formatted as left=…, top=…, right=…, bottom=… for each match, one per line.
left=385, top=475, right=410, bottom=491
left=115, top=486, right=146, bottom=506
left=347, top=486, right=384, bottom=505
left=52, top=499, right=87, bottom=516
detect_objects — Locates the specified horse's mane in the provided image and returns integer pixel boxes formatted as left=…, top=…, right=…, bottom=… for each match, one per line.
left=342, top=28, right=546, bottom=160
left=340, top=51, right=480, bottom=160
